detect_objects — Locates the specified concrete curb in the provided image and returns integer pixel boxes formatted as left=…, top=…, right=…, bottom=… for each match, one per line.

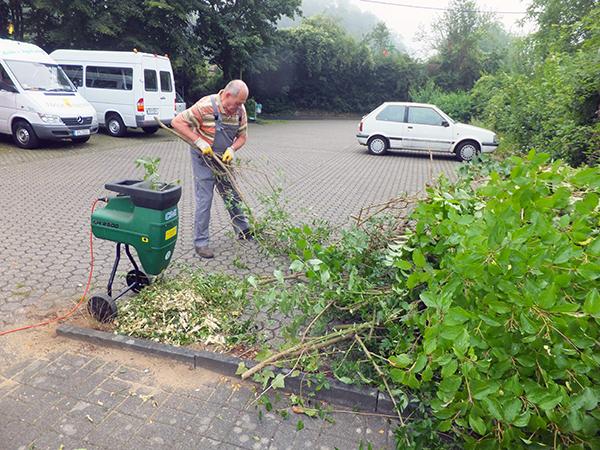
left=57, top=324, right=405, bottom=415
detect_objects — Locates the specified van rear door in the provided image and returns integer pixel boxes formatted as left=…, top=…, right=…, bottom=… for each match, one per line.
left=141, top=55, right=161, bottom=125
left=156, top=58, right=175, bottom=121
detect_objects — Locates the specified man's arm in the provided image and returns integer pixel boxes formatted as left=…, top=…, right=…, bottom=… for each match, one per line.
left=171, top=112, right=205, bottom=145
left=231, top=134, right=247, bottom=151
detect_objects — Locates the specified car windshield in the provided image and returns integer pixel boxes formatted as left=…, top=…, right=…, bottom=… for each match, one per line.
left=4, top=60, right=75, bottom=92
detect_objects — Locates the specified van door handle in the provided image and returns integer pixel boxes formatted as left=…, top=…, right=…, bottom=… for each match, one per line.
left=407, top=126, right=413, bottom=129
left=160, top=97, right=166, bottom=100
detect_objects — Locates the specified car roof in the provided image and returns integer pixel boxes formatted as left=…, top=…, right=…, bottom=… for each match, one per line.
left=380, top=102, right=436, bottom=108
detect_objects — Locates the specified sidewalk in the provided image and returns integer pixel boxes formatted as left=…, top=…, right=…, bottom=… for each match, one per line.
left=1, top=330, right=395, bottom=449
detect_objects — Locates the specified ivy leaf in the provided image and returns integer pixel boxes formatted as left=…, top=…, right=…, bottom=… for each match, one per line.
left=389, top=354, right=412, bottom=369
left=502, top=398, right=522, bottom=423
left=468, top=412, right=487, bottom=435
left=412, top=249, right=426, bottom=268
left=289, top=260, right=304, bottom=272
left=272, top=373, right=286, bottom=389
left=235, top=362, right=247, bottom=376
left=583, top=289, right=600, bottom=317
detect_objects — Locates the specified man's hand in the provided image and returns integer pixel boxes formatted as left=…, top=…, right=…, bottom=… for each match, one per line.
left=222, top=147, right=236, bottom=164
left=194, top=138, right=214, bottom=157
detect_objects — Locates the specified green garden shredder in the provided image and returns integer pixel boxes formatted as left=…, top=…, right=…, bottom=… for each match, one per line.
left=88, top=179, right=182, bottom=323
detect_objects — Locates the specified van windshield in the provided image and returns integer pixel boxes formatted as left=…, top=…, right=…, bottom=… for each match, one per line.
left=4, top=60, right=75, bottom=92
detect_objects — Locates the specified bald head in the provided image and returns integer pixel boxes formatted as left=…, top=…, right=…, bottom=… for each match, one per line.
left=224, top=80, right=249, bottom=98
left=221, top=79, right=249, bottom=115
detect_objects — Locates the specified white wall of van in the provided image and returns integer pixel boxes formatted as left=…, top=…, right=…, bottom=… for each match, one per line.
left=0, top=39, right=98, bottom=149
left=50, top=50, right=176, bottom=137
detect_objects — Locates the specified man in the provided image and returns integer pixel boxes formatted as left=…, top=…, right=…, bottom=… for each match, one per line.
left=172, top=80, right=252, bottom=259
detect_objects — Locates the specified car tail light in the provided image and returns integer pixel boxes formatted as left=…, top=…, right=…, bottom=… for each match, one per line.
left=137, top=98, right=144, bottom=112
left=359, top=121, right=363, bottom=132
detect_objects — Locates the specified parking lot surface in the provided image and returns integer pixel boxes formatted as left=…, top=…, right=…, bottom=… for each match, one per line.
left=0, top=120, right=459, bottom=448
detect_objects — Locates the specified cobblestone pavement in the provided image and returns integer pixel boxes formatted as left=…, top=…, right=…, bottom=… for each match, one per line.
left=0, top=120, right=459, bottom=449
left=0, top=333, right=397, bottom=450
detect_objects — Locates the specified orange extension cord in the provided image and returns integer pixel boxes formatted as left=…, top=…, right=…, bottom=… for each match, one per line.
left=0, top=198, right=101, bottom=337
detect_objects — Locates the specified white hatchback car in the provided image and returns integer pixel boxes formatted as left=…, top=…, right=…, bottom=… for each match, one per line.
left=357, top=102, right=498, bottom=161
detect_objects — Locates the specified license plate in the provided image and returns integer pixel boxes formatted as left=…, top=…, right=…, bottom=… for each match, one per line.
left=146, top=108, right=159, bottom=115
left=72, top=129, right=90, bottom=137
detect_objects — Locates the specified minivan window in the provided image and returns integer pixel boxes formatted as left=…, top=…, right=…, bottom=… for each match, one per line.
left=144, top=69, right=158, bottom=92
left=61, top=64, right=83, bottom=87
left=0, top=64, right=17, bottom=91
left=159, top=71, right=172, bottom=92
left=407, top=107, right=445, bottom=126
left=4, top=60, right=74, bottom=92
left=86, top=66, right=133, bottom=90
left=376, top=105, right=405, bottom=122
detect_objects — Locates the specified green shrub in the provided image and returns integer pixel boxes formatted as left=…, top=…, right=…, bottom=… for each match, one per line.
left=410, top=80, right=473, bottom=122
left=252, top=153, right=600, bottom=448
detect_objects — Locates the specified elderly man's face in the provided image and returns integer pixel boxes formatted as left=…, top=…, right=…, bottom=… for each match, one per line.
left=222, top=90, right=247, bottom=115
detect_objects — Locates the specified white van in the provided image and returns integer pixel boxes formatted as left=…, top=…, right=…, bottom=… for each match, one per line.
left=50, top=49, right=176, bottom=137
left=0, top=39, right=98, bottom=149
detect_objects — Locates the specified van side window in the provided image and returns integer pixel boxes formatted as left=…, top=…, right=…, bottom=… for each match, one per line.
left=376, top=105, right=406, bottom=122
left=159, top=71, right=172, bottom=92
left=0, top=64, right=16, bottom=92
left=86, top=66, right=133, bottom=90
left=60, top=65, right=83, bottom=87
left=144, top=70, right=158, bottom=92
left=407, top=107, right=445, bottom=126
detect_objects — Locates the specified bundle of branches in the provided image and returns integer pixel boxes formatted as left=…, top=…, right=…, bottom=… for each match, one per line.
left=242, top=153, right=600, bottom=449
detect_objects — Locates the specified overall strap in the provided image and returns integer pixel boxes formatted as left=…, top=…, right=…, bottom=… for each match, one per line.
left=210, top=95, right=220, bottom=123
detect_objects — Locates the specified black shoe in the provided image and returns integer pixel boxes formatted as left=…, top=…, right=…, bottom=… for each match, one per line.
left=238, top=229, right=254, bottom=240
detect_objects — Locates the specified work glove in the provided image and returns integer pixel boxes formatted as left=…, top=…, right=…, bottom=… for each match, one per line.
left=194, top=138, right=213, bottom=157
left=222, top=146, right=236, bottom=164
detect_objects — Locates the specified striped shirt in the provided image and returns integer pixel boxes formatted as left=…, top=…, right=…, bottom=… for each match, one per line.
left=179, top=90, right=248, bottom=144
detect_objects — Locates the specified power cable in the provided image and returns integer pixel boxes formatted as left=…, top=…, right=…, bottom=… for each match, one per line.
left=359, top=0, right=528, bottom=15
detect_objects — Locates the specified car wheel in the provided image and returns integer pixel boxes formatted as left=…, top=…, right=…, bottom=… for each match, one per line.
left=142, top=126, right=159, bottom=134
left=106, top=114, right=127, bottom=137
left=455, top=141, right=480, bottom=162
left=367, top=135, right=388, bottom=155
left=12, top=120, right=40, bottom=149
left=72, top=136, right=90, bottom=144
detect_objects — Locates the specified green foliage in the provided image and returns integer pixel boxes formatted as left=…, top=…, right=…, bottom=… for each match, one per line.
left=246, top=16, right=424, bottom=113
left=115, top=270, right=256, bottom=347
left=409, top=81, right=473, bottom=122
left=251, top=153, right=600, bottom=448
left=135, top=157, right=161, bottom=190
left=427, top=0, right=509, bottom=91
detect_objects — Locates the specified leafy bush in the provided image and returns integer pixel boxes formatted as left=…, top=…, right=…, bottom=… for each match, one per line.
left=410, top=80, right=473, bottom=122
left=251, top=153, right=600, bottom=448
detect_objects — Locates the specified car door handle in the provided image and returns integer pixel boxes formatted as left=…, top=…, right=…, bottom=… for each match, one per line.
left=160, top=97, right=166, bottom=100
left=407, top=126, right=413, bottom=129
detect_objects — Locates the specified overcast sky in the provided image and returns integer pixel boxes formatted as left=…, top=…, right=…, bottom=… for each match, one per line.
left=350, top=0, right=535, bottom=56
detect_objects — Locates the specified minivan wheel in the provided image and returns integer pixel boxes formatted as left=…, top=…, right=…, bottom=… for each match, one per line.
left=106, top=114, right=127, bottom=137
left=455, top=141, right=480, bottom=162
left=367, top=136, right=388, bottom=155
left=12, top=120, right=40, bottom=149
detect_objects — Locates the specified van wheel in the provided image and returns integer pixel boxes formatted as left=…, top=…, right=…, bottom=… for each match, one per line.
left=12, top=120, right=40, bottom=149
left=142, top=126, right=159, bottom=134
left=72, top=136, right=90, bottom=144
left=367, top=135, right=388, bottom=155
left=106, top=114, right=126, bottom=137
left=455, top=141, right=480, bottom=162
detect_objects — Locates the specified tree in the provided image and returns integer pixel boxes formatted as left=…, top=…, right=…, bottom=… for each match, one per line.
left=193, top=0, right=301, bottom=80
left=428, top=0, right=495, bottom=90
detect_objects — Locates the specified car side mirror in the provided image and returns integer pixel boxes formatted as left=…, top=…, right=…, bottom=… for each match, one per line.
left=441, top=120, right=450, bottom=127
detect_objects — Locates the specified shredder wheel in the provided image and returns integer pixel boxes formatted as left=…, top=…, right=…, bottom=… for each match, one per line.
left=88, top=294, right=117, bottom=323
left=126, top=270, right=150, bottom=293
